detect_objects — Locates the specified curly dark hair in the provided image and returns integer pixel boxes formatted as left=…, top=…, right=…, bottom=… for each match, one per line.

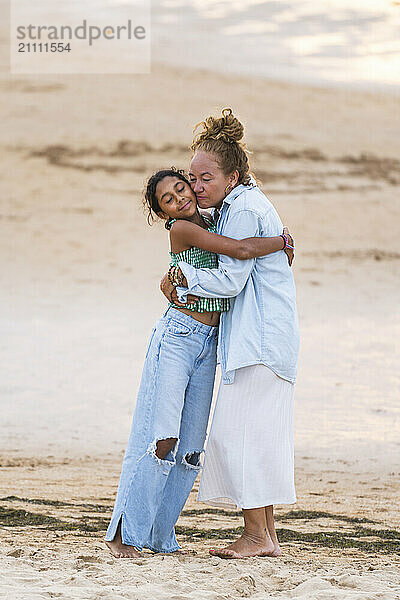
left=142, top=167, right=191, bottom=228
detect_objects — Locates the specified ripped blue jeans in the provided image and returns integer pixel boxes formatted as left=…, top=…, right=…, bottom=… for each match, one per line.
left=105, top=307, right=218, bottom=553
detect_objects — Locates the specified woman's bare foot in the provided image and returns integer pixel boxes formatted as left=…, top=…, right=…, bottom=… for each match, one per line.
left=268, top=543, right=281, bottom=557
left=105, top=522, right=140, bottom=558
left=209, top=530, right=275, bottom=559
left=265, top=506, right=281, bottom=558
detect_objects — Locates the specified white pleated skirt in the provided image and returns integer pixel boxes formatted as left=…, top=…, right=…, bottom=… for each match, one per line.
left=198, top=364, right=296, bottom=509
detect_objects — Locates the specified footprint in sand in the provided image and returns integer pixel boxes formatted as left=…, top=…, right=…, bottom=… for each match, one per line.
left=234, top=574, right=256, bottom=597
left=7, top=548, right=24, bottom=558
left=76, top=555, right=103, bottom=564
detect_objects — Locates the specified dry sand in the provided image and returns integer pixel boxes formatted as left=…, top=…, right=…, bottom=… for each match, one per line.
left=1, top=20, right=400, bottom=600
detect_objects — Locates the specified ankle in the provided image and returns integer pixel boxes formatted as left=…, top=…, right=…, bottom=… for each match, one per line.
left=265, top=528, right=278, bottom=545
left=242, top=528, right=268, bottom=544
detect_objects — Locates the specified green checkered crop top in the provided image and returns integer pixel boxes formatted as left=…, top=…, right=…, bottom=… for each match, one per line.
left=168, top=217, right=230, bottom=314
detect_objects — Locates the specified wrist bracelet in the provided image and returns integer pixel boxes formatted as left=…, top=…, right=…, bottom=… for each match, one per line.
left=174, top=267, right=184, bottom=286
left=168, top=264, right=185, bottom=286
left=168, top=265, right=178, bottom=286
left=280, top=233, right=295, bottom=251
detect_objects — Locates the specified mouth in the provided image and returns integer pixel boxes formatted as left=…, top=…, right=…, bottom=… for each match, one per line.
left=179, top=200, right=191, bottom=211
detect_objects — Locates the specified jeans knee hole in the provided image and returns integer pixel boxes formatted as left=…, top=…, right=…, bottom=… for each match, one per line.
left=155, top=438, right=178, bottom=461
left=182, top=450, right=203, bottom=470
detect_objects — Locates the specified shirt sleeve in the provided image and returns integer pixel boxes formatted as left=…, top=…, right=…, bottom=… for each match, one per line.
left=177, top=209, right=260, bottom=300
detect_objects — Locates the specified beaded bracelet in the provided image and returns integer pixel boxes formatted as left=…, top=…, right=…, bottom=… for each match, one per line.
left=168, top=265, right=177, bottom=286
left=280, top=233, right=295, bottom=250
left=168, top=265, right=184, bottom=286
left=173, top=267, right=184, bottom=286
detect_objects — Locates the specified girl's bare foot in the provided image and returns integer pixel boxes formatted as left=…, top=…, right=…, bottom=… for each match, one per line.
left=105, top=522, right=140, bottom=558
left=209, top=530, right=275, bottom=559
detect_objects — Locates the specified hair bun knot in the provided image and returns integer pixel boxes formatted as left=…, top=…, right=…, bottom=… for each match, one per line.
left=194, top=107, right=244, bottom=145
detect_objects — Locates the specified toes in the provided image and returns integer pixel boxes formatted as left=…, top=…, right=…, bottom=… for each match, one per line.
left=121, top=550, right=139, bottom=558
left=221, top=551, right=240, bottom=559
left=210, top=548, right=239, bottom=559
left=226, top=550, right=240, bottom=559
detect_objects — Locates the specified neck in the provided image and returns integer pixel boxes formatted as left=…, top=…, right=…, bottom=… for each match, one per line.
left=184, top=210, right=208, bottom=229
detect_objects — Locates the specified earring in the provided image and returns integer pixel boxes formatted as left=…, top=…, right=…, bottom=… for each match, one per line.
left=224, top=184, right=231, bottom=196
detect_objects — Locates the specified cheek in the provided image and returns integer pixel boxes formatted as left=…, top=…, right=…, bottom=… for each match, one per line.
left=207, top=180, right=225, bottom=201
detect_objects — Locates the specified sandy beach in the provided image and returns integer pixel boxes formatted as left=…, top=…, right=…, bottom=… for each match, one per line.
left=1, top=1, right=400, bottom=596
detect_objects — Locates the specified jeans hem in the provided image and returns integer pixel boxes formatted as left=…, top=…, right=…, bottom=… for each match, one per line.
left=104, top=534, right=180, bottom=554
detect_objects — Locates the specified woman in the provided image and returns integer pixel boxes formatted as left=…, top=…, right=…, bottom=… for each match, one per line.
left=161, top=108, right=300, bottom=559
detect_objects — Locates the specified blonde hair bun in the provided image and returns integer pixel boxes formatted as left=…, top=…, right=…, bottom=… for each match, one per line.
left=190, top=108, right=251, bottom=186
left=193, top=108, right=244, bottom=145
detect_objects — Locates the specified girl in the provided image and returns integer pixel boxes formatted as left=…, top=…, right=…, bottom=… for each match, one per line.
left=105, top=167, right=294, bottom=557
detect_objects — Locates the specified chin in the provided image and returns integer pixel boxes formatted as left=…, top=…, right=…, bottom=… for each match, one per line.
left=197, top=198, right=213, bottom=210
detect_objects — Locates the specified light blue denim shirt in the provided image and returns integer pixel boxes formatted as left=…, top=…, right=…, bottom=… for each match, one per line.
left=177, top=180, right=300, bottom=385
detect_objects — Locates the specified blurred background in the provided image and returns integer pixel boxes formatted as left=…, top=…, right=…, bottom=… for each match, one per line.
left=151, top=0, right=400, bottom=90
left=1, top=0, right=399, bottom=476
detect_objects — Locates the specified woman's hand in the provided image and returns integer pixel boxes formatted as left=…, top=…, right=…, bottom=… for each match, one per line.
left=160, top=273, right=198, bottom=305
left=283, top=227, right=295, bottom=267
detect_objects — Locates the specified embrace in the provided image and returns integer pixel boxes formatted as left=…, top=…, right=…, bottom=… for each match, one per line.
left=105, top=108, right=300, bottom=560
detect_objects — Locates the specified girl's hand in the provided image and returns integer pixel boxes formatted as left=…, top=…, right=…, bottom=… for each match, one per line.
left=283, top=227, right=295, bottom=267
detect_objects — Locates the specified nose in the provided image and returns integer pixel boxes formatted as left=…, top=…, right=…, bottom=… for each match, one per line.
left=193, top=179, right=204, bottom=193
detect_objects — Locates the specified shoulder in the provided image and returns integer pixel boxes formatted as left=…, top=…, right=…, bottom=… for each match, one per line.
left=169, top=220, right=199, bottom=253
left=230, top=185, right=273, bottom=218
left=170, top=219, right=198, bottom=231
left=169, top=219, right=199, bottom=239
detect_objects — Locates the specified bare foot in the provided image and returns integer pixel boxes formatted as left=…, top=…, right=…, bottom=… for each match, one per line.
left=268, top=543, right=281, bottom=557
left=265, top=506, right=282, bottom=558
left=105, top=523, right=140, bottom=558
left=210, top=530, right=274, bottom=559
